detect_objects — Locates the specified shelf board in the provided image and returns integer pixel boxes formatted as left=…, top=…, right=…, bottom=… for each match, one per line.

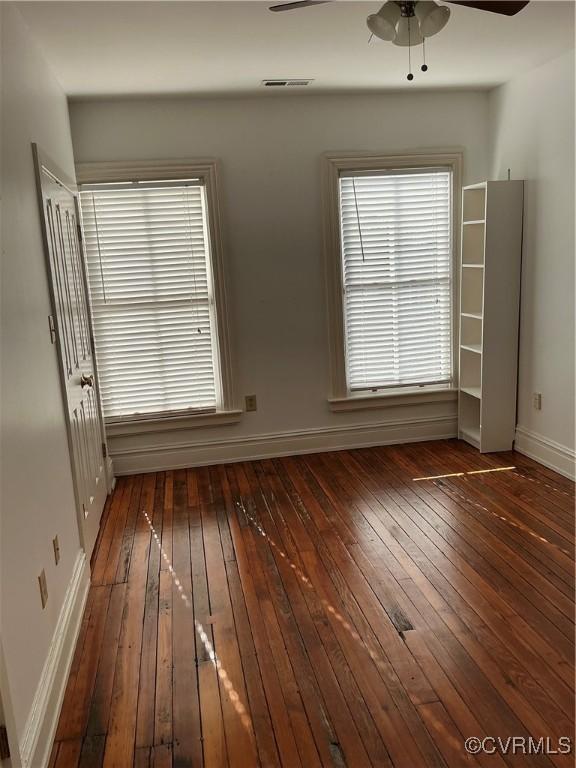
left=461, top=386, right=481, bottom=399
left=463, top=182, right=487, bottom=190
left=460, top=425, right=480, bottom=448
left=462, top=263, right=484, bottom=269
left=461, top=344, right=481, bottom=354
left=461, top=312, right=482, bottom=320
left=463, top=219, right=485, bottom=226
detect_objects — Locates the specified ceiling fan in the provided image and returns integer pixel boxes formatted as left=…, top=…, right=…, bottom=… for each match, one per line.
left=269, top=0, right=530, bottom=80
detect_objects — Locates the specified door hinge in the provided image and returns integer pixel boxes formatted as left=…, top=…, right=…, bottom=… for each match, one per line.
left=0, top=725, right=10, bottom=760
left=48, top=315, right=57, bottom=345
left=102, top=442, right=107, bottom=459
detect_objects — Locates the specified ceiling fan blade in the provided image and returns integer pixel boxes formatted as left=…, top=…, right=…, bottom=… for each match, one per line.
left=269, top=0, right=332, bottom=11
left=444, top=1, right=529, bottom=16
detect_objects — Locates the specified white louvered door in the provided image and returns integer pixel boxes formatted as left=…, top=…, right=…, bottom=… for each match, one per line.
left=339, top=168, right=452, bottom=392
left=79, top=181, right=220, bottom=422
left=34, top=146, right=108, bottom=559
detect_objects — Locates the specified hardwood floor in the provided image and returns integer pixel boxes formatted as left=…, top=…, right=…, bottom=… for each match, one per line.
left=50, top=440, right=575, bottom=768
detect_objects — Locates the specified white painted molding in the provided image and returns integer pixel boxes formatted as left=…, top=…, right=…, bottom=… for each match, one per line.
left=106, top=409, right=242, bottom=437
left=75, top=158, right=237, bottom=415
left=329, top=388, right=457, bottom=412
left=514, top=426, right=576, bottom=480
left=19, top=551, right=89, bottom=768
left=321, top=150, right=463, bottom=399
left=0, top=638, right=20, bottom=768
left=106, top=455, right=116, bottom=491
left=110, top=414, right=457, bottom=474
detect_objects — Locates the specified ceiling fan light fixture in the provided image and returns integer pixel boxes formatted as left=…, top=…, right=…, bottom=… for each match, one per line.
left=414, top=0, right=450, bottom=37
left=367, top=1, right=401, bottom=41
left=392, top=15, right=424, bottom=46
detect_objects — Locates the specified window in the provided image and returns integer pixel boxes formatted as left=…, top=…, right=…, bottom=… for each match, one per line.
left=324, top=153, right=461, bottom=409
left=78, top=162, right=234, bottom=425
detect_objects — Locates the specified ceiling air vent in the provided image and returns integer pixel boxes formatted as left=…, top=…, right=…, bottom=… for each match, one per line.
left=262, top=79, right=314, bottom=87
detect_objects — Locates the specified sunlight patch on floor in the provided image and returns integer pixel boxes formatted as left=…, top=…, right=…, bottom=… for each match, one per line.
left=142, top=510, right=253, bottom=731
left=413, top=466, right=516, bottom=481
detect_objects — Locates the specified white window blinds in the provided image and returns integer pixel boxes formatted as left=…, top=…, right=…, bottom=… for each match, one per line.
left=79, top=181, right=220, bottom=420
left=339, top=169, right=452, bottom=392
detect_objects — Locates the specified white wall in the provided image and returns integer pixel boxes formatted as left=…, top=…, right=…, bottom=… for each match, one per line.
left=70, top=90, right=489, bottom=472
left=489, top=49, right=575, bottom=477
left=0, top=4, right=86, bottom=761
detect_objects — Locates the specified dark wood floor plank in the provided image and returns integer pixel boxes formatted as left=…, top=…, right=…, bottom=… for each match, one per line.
left=316, top=448, right=572, bottom=724
left=418, top=700, right=478, bottom=768
left=152, top=743, right=172, bottom=768
left=359, top=447, right=575, bottom=650
left=398, top=446, right=574, bottom=605
left=67, top=586, right=111, bottom=738
left=171, top=469, right=203, bottom=768
left=153, top=472, right=174, bottom=747
left=115, top=474, right=143, bottom=585
left=92, top=478, right=127, bottom=586
left=454, top=443, right=575, bottom=524
left=259, top=461, right=394, bottom=768
left=198, top=482, right=259, bottom=768
left=380, top=448, right=573, bottom=637
left=403, top=629, right=509, bottom=768
left=51, top=442, right=575, bottom=768
left=102, top=474, right=155, bottom=768
left=87, top=583, right=127, bottom=736
left=246, top=461, right=352, bottom=768
left=78, top=734, right=106, bottom=768
left=301, top=452, right=444, bottom=704
left=56, top=590, right=96, bottom=740
left=368, top=446, right=576, bottom=692
left=419, top=472, right=573, bottom=598
left=253, top=459, right=380, bottom=768
left=160, top=470, right=173, bottom=572
left=136, top=474, right=165, bottom=748
left=58, top=586, right=111, bottom=740
left=277, top=457, right=445, bottom=768
left=134, top=746, right=151, bottom=768
left=234, top=462, right=324, bottom=768
left=403, top=443, right=575, bottom=570
left=102, top=477, right=135, bottom=585
left=219, top=462, right=282, bottom=768
left=338, top=449, right=575, bottom=685
left=54, top=739, right=82, bottom=768
left=154, top=569, right=173, bottom=747
left=225, top=463, right=304, bottom=768
left=190, top=472, right=229, bottom=768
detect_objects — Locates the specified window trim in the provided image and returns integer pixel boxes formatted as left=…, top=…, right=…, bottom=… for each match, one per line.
left=76, top=159, right=238, bottom=428
left=322, top=151, right=462, bottom=410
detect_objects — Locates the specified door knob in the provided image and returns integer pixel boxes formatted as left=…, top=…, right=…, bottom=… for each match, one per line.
left=80, top=373, right=94, bottom=388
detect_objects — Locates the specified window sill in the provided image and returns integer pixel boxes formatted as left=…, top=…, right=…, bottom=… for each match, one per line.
left=105, top=409, right=242, bottom=437
left=328, top=387, right=457, bottom=413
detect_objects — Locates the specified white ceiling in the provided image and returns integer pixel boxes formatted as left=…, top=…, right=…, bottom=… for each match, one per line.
left=17, top=0, right=575, bottom=97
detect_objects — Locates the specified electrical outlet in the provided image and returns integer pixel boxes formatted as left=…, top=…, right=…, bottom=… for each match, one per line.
left=53, top=535, right=60, bottom=565
left=38, top=569, right=48, bottom=609
left=533, top=393, right=542, bottom=411
left=245, top=394, right=257, bottom=412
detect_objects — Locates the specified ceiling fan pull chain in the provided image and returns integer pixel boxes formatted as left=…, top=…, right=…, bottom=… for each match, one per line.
left=422, top=36, right=428, bottom=72
left=407, top=16, right=414, bottom=80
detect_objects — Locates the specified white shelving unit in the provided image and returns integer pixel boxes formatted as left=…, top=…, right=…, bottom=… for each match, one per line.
left=458, top=180, right=524, bottom=452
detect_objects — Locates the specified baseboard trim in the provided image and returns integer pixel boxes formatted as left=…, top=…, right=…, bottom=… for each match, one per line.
left=19, top=550, right=90, bottom=768
left=111, top=415, right=458, bottom=474
left=514, top=426, right=576, bottom=480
